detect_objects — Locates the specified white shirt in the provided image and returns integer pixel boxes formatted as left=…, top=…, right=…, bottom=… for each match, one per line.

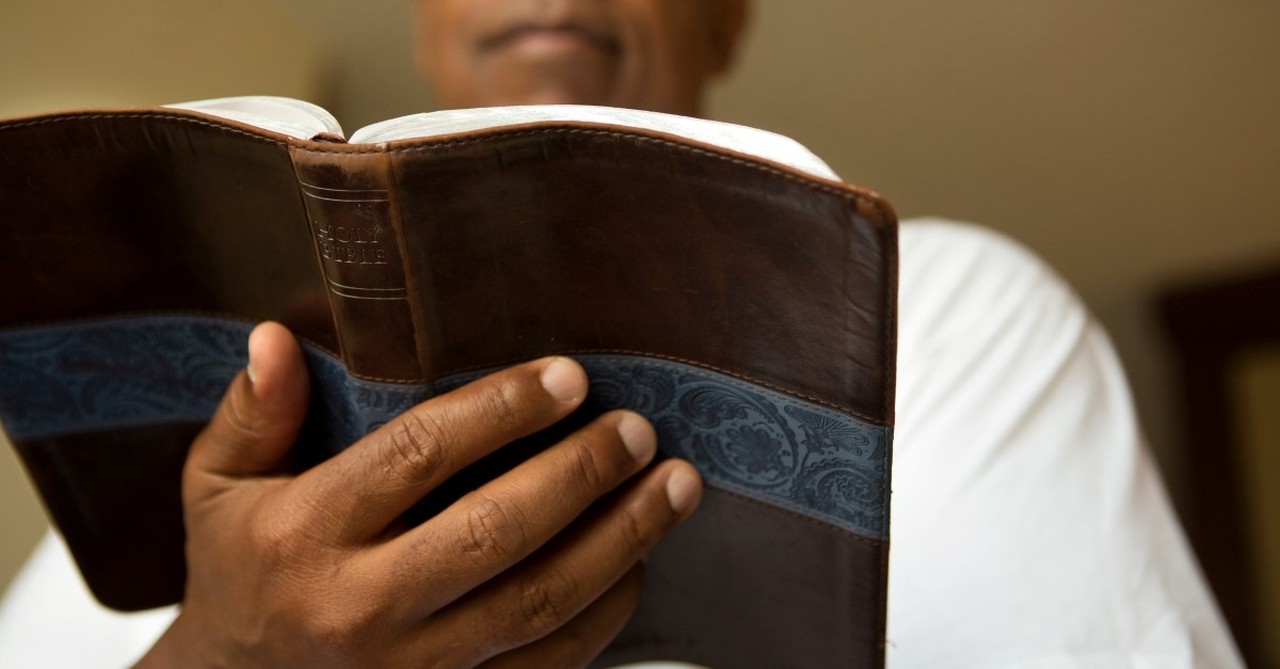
left=0, top=219, right=1243, bottom=668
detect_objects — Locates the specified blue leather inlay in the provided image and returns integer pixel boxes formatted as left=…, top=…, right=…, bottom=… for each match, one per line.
left=0, top=317, right=251, bottom=435
left=0, top=316, right=889, bottom=539
left=581, top=356, right=889, bottom=538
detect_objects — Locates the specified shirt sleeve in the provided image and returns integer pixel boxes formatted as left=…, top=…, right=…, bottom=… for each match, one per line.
left=887, top=218, right=1243, bottom=668
left=0, top=530, right=177, bottom=668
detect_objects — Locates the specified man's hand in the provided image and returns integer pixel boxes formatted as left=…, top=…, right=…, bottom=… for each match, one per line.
left=136, top=322, right=702, bottom=668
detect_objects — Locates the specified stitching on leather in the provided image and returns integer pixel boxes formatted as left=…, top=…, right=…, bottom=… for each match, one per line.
left=336, top=126, right=892, bottom=225
left=4, top=312, right=895, bottom=545
left=0, top=112, right=894, bottom=228
left=3, top=113, right=897, bottom=424
left=0, top=112, right=290, bottom=147
left=3, top=310, right=342, bottom=358
left=3, top=310, right=887, bottom=427
left=348, top=347, right=887, bottom=426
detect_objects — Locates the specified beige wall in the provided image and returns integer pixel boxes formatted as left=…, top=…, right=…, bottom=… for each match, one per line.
left=0, top=0, right=321, bottom=590
left=2, top=0, right=1277, bottom=606
left=0, top=0, right=320, bottom=116
left=0, top=432, right=45, bottom=597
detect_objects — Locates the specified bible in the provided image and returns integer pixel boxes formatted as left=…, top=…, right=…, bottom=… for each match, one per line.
left=0, top=97, right=897, bottom=667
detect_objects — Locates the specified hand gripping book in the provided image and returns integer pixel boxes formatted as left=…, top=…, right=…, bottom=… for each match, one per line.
left=0, top=97, right=897, bottom=668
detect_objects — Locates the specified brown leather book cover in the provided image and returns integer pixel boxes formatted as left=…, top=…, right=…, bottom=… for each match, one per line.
left=0, top=104, right=897, bottom=668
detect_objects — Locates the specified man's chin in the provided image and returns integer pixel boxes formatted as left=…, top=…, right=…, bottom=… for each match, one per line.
left=468, top=52, right=622, bottom=106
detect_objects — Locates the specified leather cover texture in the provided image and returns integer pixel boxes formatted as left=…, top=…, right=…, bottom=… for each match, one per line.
left=0, top=108, right=897, bottom=668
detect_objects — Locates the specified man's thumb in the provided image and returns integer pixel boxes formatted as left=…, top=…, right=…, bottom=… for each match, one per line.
left=186, top=322, right=311, bottom=484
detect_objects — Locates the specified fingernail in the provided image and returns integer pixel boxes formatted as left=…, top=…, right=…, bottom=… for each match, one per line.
left=246, top=326, right=264, bottom=385
left=665, top=467, right=702, bottom=515
left=616, top=412, right=656, bottom=464
left=540, top=357, right=584, bottom=403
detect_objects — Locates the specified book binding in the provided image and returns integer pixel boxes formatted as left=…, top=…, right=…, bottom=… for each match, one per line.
left=0, top=106, right=896, bottom=667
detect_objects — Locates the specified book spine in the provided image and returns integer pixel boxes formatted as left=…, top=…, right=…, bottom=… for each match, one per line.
left=288, top=149, right=425, bottom=380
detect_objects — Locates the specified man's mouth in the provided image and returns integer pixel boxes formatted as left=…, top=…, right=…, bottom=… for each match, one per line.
left=480, top=23, right=621, bottom=58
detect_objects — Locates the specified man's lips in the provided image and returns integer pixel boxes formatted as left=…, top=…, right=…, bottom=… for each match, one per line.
left=480, top=24, right=621, bottom=57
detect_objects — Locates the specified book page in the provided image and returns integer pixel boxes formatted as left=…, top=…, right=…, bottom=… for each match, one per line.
left=165, top=97, right=838, bottom=180
left=165, top=96, right=344, bottom=140
left=351, top=105, right=840, bottom=180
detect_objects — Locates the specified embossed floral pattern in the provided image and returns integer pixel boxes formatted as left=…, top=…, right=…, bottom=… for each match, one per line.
left=578, top=356, right=889, bottom=538
left=786, top=405, right=874, bottom=456
left=0, top=318, right=249, bottom=434
left=0, top=317, right=891, bottom=539
left=725, top=426, right=789, bottom=476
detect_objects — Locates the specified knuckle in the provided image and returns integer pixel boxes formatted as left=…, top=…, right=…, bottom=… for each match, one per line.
left=619, top=504, right=659, bottom=555
left=515, top=568, right=578, bottom=639
left=306, top=600, right=377, bottom=655
left=472, top=377, right=523, bottom=433
left=458, top=494, right=528, bottom=563
left=249, top=510, right=309, bottom=569
left=381, top=409, right=451, bottom=484
left=568, top=438, right=606, bottom=491
left=222, top=382, right=261, bottom=439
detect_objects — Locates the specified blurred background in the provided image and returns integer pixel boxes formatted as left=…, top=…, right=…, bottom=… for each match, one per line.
left=1, top=0, right=1277, bottom=664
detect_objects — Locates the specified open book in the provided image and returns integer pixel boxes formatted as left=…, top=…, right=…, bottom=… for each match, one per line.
left=167, top=96, right=842, bottom=179
left=0, top=97, right=896, bottom=668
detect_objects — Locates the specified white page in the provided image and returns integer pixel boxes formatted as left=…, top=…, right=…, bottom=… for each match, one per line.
left=351, top=105, right=839, bottom=180
left=166, top=97, right=839, bottom=181
left=165, top=96, right=343, bottom=140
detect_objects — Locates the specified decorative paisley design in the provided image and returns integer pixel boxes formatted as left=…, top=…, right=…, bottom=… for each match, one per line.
left=785, top=405, right=875, bottom=457
left=0, top=318, right=249, bottom=433
left=0, top=317, right=890, bottom=539
left=577, top=355, right=888, bottom=538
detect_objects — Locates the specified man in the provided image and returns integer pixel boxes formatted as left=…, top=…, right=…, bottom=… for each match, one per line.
left=0, top=0, right=1244, bottom=667
left=412, top=0, right=745, bottom=115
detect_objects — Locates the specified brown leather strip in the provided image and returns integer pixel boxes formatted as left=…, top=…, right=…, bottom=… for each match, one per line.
left=594, top=486, right=888, bottom=669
